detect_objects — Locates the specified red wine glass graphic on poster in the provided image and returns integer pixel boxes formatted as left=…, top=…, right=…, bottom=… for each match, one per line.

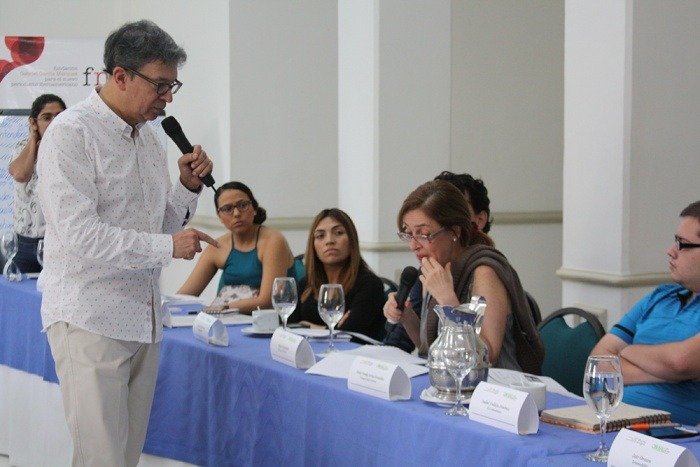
left=0, top=36, right=45, bottom=84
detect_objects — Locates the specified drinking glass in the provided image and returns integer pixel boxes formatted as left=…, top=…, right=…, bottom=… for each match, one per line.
left=271, top=277, right=297, bottom=330
left=36, top=239, right=45, bottom=268
left=1, top=231, right=21, bottom=282
left=440, top=324, right=478, bottom=416
left=583, top=355, right=624, bottom=462
left=317, top=284, right=344, bottom=356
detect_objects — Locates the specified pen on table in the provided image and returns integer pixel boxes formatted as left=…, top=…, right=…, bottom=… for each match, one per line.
left=628, top=422, right=680, bottom=430
left=189, top=305, right=230, bottom=315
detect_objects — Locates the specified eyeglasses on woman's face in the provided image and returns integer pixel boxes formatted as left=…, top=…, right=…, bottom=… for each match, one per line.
left=217, top=200, right=252, bottom=215
left=397, top=227, right=446, bottom=245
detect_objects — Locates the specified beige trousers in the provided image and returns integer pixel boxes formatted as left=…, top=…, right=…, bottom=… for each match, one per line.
left=47, top=322, right=161, bottom=467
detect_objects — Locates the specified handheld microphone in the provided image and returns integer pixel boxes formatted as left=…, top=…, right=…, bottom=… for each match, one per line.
left=161, top=116, right=216, bottom=190
left=384, top=266, right=420, bottom=335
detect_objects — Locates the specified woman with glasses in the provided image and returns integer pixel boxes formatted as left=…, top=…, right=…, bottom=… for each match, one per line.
left=177, top=181, right=303, bottom=313
left=387, top=171, right=496, bottom=352
left=383, top=180, right=544, bottom=374
left=287, top=208, right=386, bottom=340
left=6, top=94, right=67, bottom=273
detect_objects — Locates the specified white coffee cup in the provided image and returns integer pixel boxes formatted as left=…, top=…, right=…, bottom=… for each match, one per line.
left=252, top=309, right=279, bottom=332
left=509, top=381, right=547, bottom=413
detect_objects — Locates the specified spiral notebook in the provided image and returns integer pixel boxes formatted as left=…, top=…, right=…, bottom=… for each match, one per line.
left=541, top=402, right=671, bottom=433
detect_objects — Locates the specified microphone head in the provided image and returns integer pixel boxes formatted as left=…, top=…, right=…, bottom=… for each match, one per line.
left=393, top=266, right=420, bottom=313
left=160, top=115, right=216, bottom=189
left=399, top=266, right=419, bottom=287
left=161, top=116, right=183, bottom=137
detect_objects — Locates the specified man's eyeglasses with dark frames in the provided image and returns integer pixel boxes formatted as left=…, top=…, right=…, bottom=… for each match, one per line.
left=125, top=68, right=183, bottom=95
left=674, top=235, right=700, bottom=251
left=397, top=227, right=446, bottom=245
left=217, top=200, right=252, bottom=215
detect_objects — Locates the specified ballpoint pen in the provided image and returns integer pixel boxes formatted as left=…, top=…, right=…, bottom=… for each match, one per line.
left=628, top=422, right=680, bottom=430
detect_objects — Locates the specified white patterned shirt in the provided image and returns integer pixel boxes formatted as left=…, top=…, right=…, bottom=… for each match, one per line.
left=37, top=90, right=200, bottom=343
left=10, top=138, right=45, bottom=238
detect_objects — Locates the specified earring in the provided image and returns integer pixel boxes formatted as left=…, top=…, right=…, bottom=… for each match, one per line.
left=453, top=237, right=457, bottom=242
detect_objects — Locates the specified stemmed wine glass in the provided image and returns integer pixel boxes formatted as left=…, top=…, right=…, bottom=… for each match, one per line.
left=317, top=284, right=344, bottom=357
left=440, top=324, right=478, bottom=416
left=1, top=231, right=21, bottom=282
left=271, top=277, right=297, bottom=330
left=583, top=355, right=624, bottom=462
left=36, top=239, right=45, bottom=268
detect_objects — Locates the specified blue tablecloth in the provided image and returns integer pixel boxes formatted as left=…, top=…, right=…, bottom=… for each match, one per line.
left=2, top=276, right=700, bottom=466
left=0, top=276, right=57, bottom=383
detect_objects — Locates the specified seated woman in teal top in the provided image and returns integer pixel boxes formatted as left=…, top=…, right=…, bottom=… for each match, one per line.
left=178, top=181, right=302, bottom=314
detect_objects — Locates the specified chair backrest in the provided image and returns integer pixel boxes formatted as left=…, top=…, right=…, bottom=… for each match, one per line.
left=525, top=290, right=542, bottom=326
left=379, top=276, right=398, bottom=302
left=375, top=276, right=397, bottom=341
left=537, top=307, right=606, bottom=397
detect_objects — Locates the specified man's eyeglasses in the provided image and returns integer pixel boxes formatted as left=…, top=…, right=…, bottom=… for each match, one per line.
left=397, top=227, right=446, bottom=245
left=125, top=68, right=182, bottom=96
left=674, top=235, right=700, bottom=251
left=217, top=200, right=252, bottom=215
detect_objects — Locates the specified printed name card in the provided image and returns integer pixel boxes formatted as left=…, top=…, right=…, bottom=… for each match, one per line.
left=161, top=305, right=173, bottom=328
left=347, top=356, right=411, bottom=401
left=270, top=329, right=315, bottom=369
left=192, top=312, right=229, bottom=346
left=608, top=429, right=700, bottom=467
left=469, top=381, right=539, bottom=435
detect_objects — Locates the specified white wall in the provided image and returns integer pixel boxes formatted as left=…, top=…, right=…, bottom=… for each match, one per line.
left=562, top=1, right=700, bottom=326
left=229, top=1, right=338, bottom=220
left=1, top=0, right=566, bottom=312
left=628, top=1, right=700, bottom=272
left=450, top=1, right=565, bottom=314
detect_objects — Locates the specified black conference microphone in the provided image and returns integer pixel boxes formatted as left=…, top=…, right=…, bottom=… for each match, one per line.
left=161, top=116, right=216, bottom=190
left=384, top=266, right=420, bottom=335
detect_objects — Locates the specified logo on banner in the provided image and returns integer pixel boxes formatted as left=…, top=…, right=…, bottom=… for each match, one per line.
left=0, top=36, right=45, bottom=84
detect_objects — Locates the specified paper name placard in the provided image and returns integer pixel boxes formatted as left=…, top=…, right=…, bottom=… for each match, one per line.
left=270, top=329, right=315, bottom=369
left=161, top=305, right=173, bottom=328
left=347, top=356, right=411, bottom=401
left=608, top=428, right=700, bottom=467
left=192, top=312, right=229, bottom=346
left=469, top=381, right=539, bottom=435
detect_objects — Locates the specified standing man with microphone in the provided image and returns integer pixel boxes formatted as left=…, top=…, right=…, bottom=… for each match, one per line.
left=37, top=20, right=217, bottom=467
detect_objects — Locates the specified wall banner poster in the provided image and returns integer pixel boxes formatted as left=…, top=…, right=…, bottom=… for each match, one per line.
left=1, top=37, right=103, bottom=233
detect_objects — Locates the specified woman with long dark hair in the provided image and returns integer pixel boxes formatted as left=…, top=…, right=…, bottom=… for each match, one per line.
left=288, top=208, right=385, bottom=340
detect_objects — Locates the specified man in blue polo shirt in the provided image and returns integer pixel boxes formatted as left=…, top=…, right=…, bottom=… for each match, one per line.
left=591, top=200, right=700, bottom=425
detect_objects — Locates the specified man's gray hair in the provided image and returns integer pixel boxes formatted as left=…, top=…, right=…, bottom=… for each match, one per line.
left=103, top=19, right=187, bottom=74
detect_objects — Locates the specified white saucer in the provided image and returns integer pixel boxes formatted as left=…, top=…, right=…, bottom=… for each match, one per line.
left=420, top=386, right=471, bottom=407
left=241, top=326, right=277, bottom=336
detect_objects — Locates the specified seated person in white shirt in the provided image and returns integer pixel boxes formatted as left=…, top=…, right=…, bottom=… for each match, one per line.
left=37, top=20, right=217, bottom=467
left=6, top=93, right=66, bottom=273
